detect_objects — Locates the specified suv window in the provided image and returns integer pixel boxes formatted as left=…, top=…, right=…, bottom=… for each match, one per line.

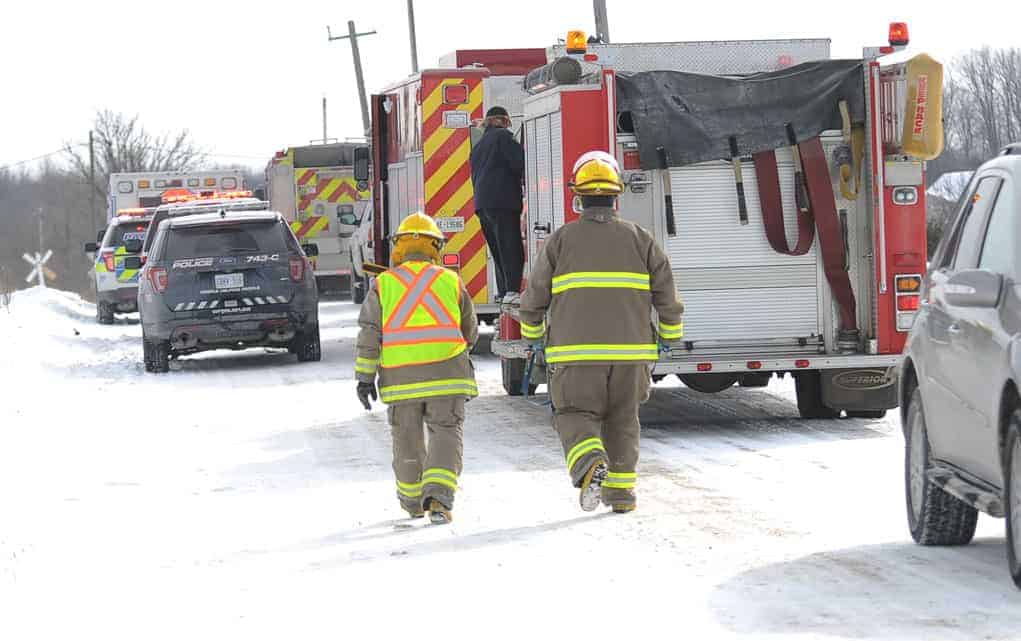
left=105, top=220, right=151, bottom=249
left=948, top=177, right=1002, bottom=270
left=163, top=221, right=291, bottom=260
left=979, top=176, right=1016, bottom=278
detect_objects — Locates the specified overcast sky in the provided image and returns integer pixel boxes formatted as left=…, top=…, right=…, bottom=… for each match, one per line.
left=2, top=0, right=1018, bottom=173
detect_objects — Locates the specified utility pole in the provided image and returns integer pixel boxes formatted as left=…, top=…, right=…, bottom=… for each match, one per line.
left=88, top=130, right=97, bottom=234
left=322, top=96, right=328, bottom=144
left=406, top=0, right=419, bottom=73
left=593, top=0, right=611, bottom=44
left=328, top=20, right=377, bottom=137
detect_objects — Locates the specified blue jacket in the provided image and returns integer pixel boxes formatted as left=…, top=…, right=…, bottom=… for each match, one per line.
left=470, top=126, right=524, bottom=211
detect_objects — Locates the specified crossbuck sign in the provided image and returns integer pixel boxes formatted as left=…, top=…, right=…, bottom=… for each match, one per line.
left=23, top=250, right=53, bottom=288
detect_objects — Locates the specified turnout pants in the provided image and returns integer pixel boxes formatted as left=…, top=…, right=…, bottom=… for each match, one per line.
left=477, top=208, right=524, bottom=298
left=549, top=364, right=651, bottom=505
left=388, top=397, right=465, bottom=512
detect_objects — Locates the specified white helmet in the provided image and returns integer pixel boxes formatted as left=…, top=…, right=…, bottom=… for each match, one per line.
left=571, top=150, right=620, bottom=176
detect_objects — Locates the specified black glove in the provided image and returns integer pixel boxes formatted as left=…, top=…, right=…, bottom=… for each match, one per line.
left=357, top=381, right=377, bottom=410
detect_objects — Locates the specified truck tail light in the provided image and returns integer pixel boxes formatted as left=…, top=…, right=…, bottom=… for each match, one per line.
left=697, top=363, right=712, bottom=372
left=289, top=257, right=305, bottom=282
left=897, top=295, right=920, bottom=311
left=795, top=359, right=811, bottom=369
left=148, top=267, right=168, bottom=293
left=102, top=251, right=116, bottom=272
left=747, top=361, right=762, bottom=370
left=442, top=254, right=460, bottom=270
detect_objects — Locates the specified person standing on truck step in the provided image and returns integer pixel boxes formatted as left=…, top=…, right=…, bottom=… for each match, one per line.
left=470, top=105, right=526, bottom=305
left=518, top=151, right=685, bottom=514
left=354, top=212, right=479, bottom=524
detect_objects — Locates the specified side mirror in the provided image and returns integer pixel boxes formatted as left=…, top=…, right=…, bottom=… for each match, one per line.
left=97, top=229, right=106, bottom=243
left=945, top=269, right=1002, bottom=308
left=122, top=256, right=143, bottom=270
left=302, top=243, right=320, bottom=257
left=253, top=187, right=266, bottom=201
left=84, top=242, right=99, bottom=253
left=123, top=238, right=143, bottom=253
left=353, top=146, right=370, bottom=184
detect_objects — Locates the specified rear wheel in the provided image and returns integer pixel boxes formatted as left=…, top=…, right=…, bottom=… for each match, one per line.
left=295, top=323, right=322, bottom=362
left=145, top=338, right=170, bottom=374
left=1004, top=410, right=1021, bottom=588
left=794, top=371, right=840, bottom=419
left=96, top=301, right=114, bottom=325
left=905, top=389, right=978, bottom=545
left=739, top=372, right=772, bottom=388
left=501, top=358, right=537, bottom=396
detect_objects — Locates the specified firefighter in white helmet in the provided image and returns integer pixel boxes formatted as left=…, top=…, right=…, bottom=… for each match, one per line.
left=518, top=151, right=685, bottom=513
left=354, top=212, right=478, bottom=524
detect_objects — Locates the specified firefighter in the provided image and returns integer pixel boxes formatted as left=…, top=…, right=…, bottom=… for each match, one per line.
left=354, top=212, right=479, bottom=524
left=518, top=151, right=684, bottom=513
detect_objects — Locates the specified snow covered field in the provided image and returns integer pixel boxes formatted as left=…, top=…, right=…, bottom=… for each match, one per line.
left=2, top=288, right=1019, bottom=640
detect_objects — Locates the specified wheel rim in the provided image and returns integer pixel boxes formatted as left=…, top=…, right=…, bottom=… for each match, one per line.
left=1012, top=437, right=1021, bottom=562
left=909, top=409, right=926, bottom=522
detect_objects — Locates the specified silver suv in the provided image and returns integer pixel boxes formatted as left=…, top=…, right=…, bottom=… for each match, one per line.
left=900, top=144, right=1021, bottom=588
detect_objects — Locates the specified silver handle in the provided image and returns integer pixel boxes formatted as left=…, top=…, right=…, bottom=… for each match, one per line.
left=948, top=323, right=962, bottom=335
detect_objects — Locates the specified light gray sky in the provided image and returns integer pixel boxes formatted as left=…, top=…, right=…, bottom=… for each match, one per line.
left=2, top=0, right=1018, bottom=172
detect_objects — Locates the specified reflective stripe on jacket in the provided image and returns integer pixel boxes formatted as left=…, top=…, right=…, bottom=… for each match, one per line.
left=519, top=206, right=684, bottom=365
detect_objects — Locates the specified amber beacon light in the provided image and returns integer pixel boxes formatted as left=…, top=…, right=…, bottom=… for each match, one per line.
left=888, top=22, right=910, bottom=47
left=566, top=30, right=587, bottom=54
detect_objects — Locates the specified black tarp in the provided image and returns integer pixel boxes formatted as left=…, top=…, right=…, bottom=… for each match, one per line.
left=615, top=60, right=866, bottom=169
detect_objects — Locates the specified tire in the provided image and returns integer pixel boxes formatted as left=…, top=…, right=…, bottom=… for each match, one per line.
left=350, top=274, right=367, bottom=305
left=794, top=371, right=841, bottom=419
left=96, top=301, right=114, bottom=325
left=848, top=409, right=887, bottom=419
left=905, top=389, right=978, bottom=546
left=739, top=372, right=772, bottom=388
left=1004, top=410, right=1021, bottom=588
left=295, top=324, right=322, bottom=362
left=501, top=358, right=537, bottom=396
left=147, top=339, right=170, bottom=374
left=681, top=373, right=739, bottom=393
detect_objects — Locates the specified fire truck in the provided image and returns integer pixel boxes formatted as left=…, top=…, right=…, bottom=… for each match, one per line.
left=108, top=170, right=245, bottom=222
left=370, top=48, right=548, bottom=319
left=265, top=143, right=371, bottom=293
left=484, top=25, right=940, bottom=419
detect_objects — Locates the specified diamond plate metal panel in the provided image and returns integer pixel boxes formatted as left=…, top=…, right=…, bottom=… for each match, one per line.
left=548, top=39, right=831, bottom=75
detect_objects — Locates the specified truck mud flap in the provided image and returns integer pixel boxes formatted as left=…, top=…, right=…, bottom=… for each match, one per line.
left=821, top=367, right=898, bottom=411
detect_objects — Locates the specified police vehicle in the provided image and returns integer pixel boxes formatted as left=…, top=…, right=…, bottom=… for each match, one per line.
left=84, top=211, right=153, bottom=324
left=129, top=210, right=320, bottom=372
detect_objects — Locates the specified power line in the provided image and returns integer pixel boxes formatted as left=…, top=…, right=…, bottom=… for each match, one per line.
left=0, top=145, right=85, bottom=172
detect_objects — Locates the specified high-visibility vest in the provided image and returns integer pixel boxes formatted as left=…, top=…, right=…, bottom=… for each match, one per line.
left=378, top=261, right=467, bottom=369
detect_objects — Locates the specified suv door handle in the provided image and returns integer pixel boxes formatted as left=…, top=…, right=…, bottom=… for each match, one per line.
left=948, top=323, right=962, bottom=335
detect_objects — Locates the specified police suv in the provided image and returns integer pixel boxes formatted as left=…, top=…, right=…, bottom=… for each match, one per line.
left=84, top=212, right=152, bottom=324
left=129, top=210, right=320, bottom=372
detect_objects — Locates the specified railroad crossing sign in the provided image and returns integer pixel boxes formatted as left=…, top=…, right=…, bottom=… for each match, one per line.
left=23, top=250, right=53, bottom=288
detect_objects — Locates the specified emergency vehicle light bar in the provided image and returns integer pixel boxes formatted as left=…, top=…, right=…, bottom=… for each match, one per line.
left=161, top=190, right=253, bottom=204
left=116, top=207, right=153, bottom=216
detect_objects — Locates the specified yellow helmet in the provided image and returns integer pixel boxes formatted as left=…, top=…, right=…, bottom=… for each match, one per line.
left=569, top=152, right=623, bottom=196
left=391, top=212, right=444, bottom=264
left=395, top=212, right=444, bottom=241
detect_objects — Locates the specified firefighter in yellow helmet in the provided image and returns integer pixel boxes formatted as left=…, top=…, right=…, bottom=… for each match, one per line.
left=518, top=151, right=684, bottom=513
left=354, top=212, right=478, bottom=524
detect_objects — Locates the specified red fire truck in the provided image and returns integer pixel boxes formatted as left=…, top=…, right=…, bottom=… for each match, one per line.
left=369, top=48, right=547, bottom=319
left=487, top=25, right=940, bottom=420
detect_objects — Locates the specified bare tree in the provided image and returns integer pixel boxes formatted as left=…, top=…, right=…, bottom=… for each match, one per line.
left=64, top=109, right=206, bottom=202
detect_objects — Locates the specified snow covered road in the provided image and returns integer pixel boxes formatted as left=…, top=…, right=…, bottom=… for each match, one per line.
left=2, top=288, right=1019, bottom=640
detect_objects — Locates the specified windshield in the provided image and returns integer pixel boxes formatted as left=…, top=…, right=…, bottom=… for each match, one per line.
left=104, top=220, right=151, bottom=250
left=163, top=221, right=291, bottom=260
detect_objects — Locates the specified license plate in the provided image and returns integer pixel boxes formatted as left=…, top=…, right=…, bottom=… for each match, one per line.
left=214, top=273, right=244, bottom=290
